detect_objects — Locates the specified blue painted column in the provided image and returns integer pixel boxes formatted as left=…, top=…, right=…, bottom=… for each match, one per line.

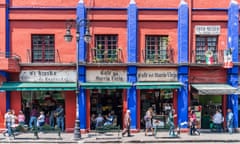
left=177, top=0, right=189, bottom=128
left=0, top=71, right=10, bottom=111
left=127, top=0, right=138, bottom=129
left=227, top=0, right=239, bottom=128
left=5, top=0, right=10, bottom=112
left=77, top=1, right=87, bottom=129
left=6, top=0, right=10, bottom=57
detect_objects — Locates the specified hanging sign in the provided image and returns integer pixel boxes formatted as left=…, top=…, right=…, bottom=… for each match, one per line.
left=86, top=69, right=127, bottom=82
left=20, top=70, right=76, bottom=82
left=137, top=68, right=177, bottom=81
left=195, top=25, right=221, bottom=35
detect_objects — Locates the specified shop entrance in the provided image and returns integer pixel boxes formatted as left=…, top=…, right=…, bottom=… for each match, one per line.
left=191, top=94, right=222, bottom=129
left=140, top=89, right=174, bottom=129
left=21, top=91, right=65, bottom=129
left=90, top=89, right=123, bottom=129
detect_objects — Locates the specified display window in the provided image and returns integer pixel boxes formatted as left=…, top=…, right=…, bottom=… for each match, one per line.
left=21, top=91, right=65, bottom=129
left=90, top=89, right=123, bottom=129
left=140, top=89, right=174, bottom=129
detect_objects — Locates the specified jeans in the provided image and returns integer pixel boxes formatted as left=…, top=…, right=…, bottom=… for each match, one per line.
left=6, top=122, right=12, bottom=136
left=57, top=116, right=64, bottom=132
left=49, top=116, right=55, bottom=128
left=29, top=116, right=37, bottom=128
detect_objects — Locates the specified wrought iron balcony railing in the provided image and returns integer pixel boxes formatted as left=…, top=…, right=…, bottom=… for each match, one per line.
left=142, top=48, right=174, bottom=64
left=191, top=50, right=224, bottom=64
left=90, top=47, right=123, bottom=63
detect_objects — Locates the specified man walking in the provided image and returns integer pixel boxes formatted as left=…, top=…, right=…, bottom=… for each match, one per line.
left=226, top=108, right=234, bottom=134
left=55, top=104, right=65, bottom=132
left=122, top=109, right=131, bottom=137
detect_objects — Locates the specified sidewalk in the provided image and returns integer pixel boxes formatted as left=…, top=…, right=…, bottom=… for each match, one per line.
left=0, top=131, right=239, bottom=143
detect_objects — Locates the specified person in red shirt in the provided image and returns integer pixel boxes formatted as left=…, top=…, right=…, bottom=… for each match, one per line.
left=189, top=110, right=198, bottom=135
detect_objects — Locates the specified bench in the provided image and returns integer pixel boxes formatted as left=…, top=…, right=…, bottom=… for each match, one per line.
left=5, top=124, right=62, bottom=139
left=95, top=125, right=121, bottom=138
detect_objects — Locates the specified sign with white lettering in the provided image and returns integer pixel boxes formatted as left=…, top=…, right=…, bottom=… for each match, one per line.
left=195, top=25, right=221, bottom=35
left=137, top=69, right=177, bottom=81
left=20, top=70, right=76, bottom=82
left=86, top=70, right=127, bottom=82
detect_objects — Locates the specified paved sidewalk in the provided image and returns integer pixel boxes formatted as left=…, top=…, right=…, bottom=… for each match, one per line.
left=0, top=131, right=239, bottom=143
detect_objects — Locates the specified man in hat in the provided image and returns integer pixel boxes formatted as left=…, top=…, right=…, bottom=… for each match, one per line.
left=122, top=109, right=131, bottom=137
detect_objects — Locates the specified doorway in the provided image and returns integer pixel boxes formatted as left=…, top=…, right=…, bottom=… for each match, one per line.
left=90, top=89, right=123, bottom=129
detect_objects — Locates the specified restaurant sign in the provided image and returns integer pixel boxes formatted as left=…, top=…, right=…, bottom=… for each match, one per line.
left=86, top=69, right=127, bottom=82
left=20, top=70, right=76, bottom=82
left=137, top=69, right=177, bottom=81
left=195, top=25, right=221, bottom=35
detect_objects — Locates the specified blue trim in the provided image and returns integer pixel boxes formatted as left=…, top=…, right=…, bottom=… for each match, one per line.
left=178, top=2, right=188, bottom=63
left=138, top=8, right=177, bottom=11
left=227, top=2, right=239, bottom=63
left=227, top=1, right=239, bottom=128
left=127, top=3, right=138, bottom=129
left=127, top=66, right=137, bottom=129
left=177, top=73, right=188, bottom=128
left=192, top=8, right=228, bottom=11
left=6, top=0, right=10, bottom=57
left=9, top=7, right=75, bottom=10
left=77, top=2, right=87, bottom=129
left=127, top=4, right=138, bottom=63
left=0, top=71, right=8, bottom=77
left=6, top=92, right=10, bottom=112
left=88, top=7, right=126, bottom=10
left=177, top=2, right=189, bottom=128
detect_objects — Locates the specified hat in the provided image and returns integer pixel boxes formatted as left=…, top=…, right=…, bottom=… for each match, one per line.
left=127, top=109, right=130, bottom=113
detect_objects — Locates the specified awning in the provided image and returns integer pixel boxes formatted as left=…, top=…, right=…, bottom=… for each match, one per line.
left=135, top=82, right=183, bottom=89
left=0, top=82, right=76, bottom=91
left=191, top=84, right=237, bottom=95
left=80, top=82, right=132, bottom=89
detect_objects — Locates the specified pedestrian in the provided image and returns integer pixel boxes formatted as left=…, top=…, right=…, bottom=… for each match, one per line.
left=212, top=109, right=224, bottom=132
left=167, top=108, right=177, bottom=136
left=95, top=113, right=104, bottom=128
left=226, top=108, right=234, bottom=134
left=29, top=107, right=38, bottom=129
left=55, top=104, right=65, bottom=132
left=3, top=109, right=14, bottom=136
left=189, top=110, right=197, bottom=135
left=144, top=107, right=154, bottom=136
left=122, top=109, right=131, bottom=137
left=18, top=110, right=25, bottom=126
left=37, top=111, right=45, bottom=131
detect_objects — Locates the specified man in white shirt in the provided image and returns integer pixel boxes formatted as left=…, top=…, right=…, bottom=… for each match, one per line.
left=213, top=110, right=223, bottom=132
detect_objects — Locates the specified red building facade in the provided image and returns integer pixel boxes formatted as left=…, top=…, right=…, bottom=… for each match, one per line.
left=0, top=0, right=239, bottom=132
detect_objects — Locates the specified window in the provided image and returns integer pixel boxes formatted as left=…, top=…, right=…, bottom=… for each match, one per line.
left=32, top=35, right=55, bottom=63
left=93, top=35, right=118, bottom=63
left=145, top=35, right=169, bottom=63
left=195, top=36, right=218, bottom=63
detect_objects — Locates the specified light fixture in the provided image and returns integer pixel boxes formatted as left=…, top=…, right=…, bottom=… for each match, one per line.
left=64, top=19, right=92, bottom=43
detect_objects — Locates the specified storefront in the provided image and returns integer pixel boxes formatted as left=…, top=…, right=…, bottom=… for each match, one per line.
left=189, top=68, right=237, bottom=129
left=82, top=68, right=131, bottom=129
left=191, top=84, right=237, bottom=129
left=0, top=70, right=77, bottom=131
left=136, top=68, right=183, bottom=129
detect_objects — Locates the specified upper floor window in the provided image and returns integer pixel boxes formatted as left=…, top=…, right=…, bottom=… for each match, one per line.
left=93, top=35, right=119, bottom=63
left=32, top=35, right=55, bottom=63
left=195, top=36, right=218, bottom=64
left=145, top=35, right=169, bottom=63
